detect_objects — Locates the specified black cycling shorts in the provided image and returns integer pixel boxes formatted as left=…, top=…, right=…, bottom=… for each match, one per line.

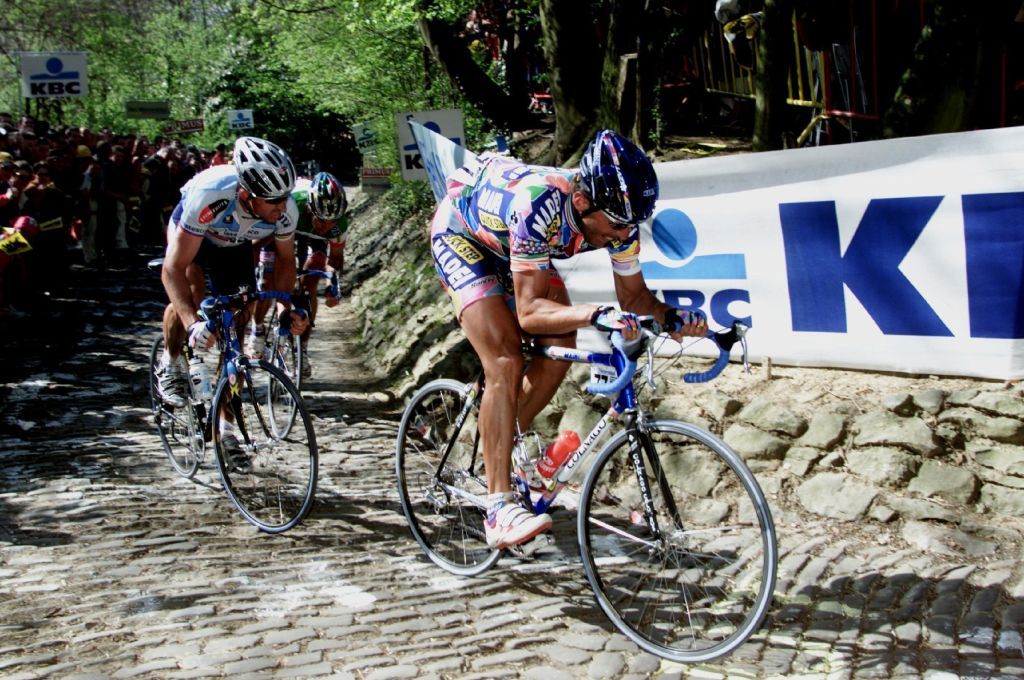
left=192, top=239, right=256, bottom=295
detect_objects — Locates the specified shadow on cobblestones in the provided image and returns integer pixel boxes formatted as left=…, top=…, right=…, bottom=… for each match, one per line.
left=3, top=249, right=1023, bottom=678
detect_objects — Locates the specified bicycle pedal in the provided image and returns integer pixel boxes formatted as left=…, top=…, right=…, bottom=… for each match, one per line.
left=508, top=533, right=554, bottom=559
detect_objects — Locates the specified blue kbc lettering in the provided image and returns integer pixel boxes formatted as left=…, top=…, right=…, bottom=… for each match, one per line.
left=642, top=208, right=751, bottom=328
left=780, top=192, right=1024, bottom=339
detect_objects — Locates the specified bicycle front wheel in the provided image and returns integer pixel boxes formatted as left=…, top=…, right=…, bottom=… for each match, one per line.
left=212, top=360, right=318, bottom=533
left=267, top=330, right=301, bottom=438
left=395, top=379, right=501, bottom=576
left=149, top=336, right=202, bottom=478
left=578, top=419, right=778, bottom=663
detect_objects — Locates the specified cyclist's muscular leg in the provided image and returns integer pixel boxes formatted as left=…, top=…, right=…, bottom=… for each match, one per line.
left=163, top=261, right=206, bottom=359
left=302, top=273, right=318, bottom=329
left=251, top=241, right=275, bottom=329
left=518, top=282, right=574, bottom=429
left=460, top=296, right=524, bottom=495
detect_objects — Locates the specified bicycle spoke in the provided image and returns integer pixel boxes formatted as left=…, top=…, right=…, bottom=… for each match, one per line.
left=215, top=361, right=317, bottom=533
left=579, top=421, right=777, bottom=662
left=396, top=380, right=500, bottom=576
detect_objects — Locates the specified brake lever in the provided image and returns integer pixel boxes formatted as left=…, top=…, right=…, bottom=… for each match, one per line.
left=732, top=321, right=751, bottom=374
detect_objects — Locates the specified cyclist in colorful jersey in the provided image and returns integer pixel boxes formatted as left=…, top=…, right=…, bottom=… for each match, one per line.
left=156, top=136, right=309, bottom=407
left=250, top=171, right=348, bottom=376
left=430, top=129, right=706, bottom=549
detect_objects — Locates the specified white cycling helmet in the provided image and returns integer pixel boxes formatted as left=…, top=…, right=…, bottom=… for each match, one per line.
left=233, top=136, right=296, bottom=200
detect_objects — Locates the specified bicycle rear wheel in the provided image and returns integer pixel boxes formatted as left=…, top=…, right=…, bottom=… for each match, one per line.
left=267, top=329, right=301, bottom=438
left=212, top=359, right=317, bottom=533
left=149, top=336, right=202, bottom=478
left=395, top=379, right=501, bottom=576
left=578, top=419, right=777, bottom=662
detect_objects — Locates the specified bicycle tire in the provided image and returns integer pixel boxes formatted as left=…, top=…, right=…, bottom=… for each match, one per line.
left=212, top=359, right=318, bottom=533
left=268, top=316, right=303, bottom=390
left=578, top=419, right=778, bottom=662
left=149, top=336, right=202, bottom=478
left=395, top=379, right=501, bottom=576
left=267, top=330, right=301, bottom=438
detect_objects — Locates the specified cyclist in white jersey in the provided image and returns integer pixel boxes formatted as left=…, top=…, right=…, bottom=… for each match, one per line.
left=156, top=137, right=309, bottom=406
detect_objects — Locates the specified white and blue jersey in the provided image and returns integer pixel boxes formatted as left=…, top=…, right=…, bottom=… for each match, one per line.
left=170, top=165, right=298, bottom=247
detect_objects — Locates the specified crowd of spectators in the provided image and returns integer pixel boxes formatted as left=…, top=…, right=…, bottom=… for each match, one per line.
left=0, top=112, right=231, bottom=317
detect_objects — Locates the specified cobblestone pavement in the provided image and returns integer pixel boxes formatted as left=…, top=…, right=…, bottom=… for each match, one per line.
left=2, top=251, right=1023, bottom=679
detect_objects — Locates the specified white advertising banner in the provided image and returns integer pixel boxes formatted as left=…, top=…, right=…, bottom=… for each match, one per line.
left=19, top=51, right=89, bottom=98
left=408, top=120, right=477, bottom=202
left=410, top=123, right=1024, bottom=380
left=396, top=109, right=465, bottom=184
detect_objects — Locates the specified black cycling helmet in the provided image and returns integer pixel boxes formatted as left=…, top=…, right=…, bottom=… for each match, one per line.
left=233, top=136, right=296, bottom=200
left=308, top=171, right=347, bottom=220
left=578, top=129, right=659, bottom=224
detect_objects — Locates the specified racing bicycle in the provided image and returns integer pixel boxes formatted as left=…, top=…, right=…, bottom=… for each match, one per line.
left=395, top=318, right=778, bottom=662
left=266, top=268, right=339, bottom=389
left=148, top=287, right=318, bottom=533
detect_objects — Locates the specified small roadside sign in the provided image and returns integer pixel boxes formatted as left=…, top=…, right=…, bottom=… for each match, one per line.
left=19, top=51, right=89, bottom=99
left=228, top=109, right=255, bottom=130
left=353, top=121, right=378, bottom=154
left=395, top=109, right=464, bottom=182
left=125, top=100, right=171, bottom=119
left=360, top=167, right=393, bottom=192
left=162, top=119, right=205, bottom=135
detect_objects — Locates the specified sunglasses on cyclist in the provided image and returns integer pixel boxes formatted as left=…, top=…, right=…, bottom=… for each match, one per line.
left=259, top=194, right=289, bottom=205
left=602, top=211, right=637, bottom=231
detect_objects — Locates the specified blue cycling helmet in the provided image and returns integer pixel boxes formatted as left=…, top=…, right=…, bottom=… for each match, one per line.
left=578, top=130, right=659, bottom=224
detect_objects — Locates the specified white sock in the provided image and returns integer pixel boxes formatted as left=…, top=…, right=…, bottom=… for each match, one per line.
left=487, top=491, right=516, bottom=508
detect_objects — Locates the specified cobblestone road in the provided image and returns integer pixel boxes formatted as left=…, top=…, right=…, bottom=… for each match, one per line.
left=1, top=252, right=1022, bottom=679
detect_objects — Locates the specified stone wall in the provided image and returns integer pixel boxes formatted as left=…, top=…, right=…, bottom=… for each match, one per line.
left=343, top=184, right=1024, bottom=552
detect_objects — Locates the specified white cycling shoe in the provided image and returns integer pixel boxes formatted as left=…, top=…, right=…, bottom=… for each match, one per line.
left=155, top=362, right=187, bottom=408
left=484, top=494, right=552, bottom=549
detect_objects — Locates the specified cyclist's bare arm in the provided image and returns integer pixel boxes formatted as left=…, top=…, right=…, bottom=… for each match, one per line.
left=614, top=270, right=705, bottom=339
left=328, top=242, right=344, bottom=275
left=512, top=268, right=600, bottom=337
left=162, top=227, right=205, bottom=329
left=272, top=235, right=309, bottom=334
left=272, top=235, right=298, bottom=299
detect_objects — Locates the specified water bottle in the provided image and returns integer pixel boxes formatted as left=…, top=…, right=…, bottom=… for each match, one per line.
left=188, top=354, right=213, bottom=402
left=536, top=430, right=581, bottom=479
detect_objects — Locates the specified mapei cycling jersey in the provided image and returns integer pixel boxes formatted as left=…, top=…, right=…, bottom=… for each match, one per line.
left=171, top=165, right=298, bottom=247
left=442, top=154, right=641, bottom=276
left=291, top=177, right=348, bottom=246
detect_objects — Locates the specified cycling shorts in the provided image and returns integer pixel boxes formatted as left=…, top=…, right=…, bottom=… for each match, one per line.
left=192, top=238, right=256, bottom=295
left=429, top=200, right=564, bottom=320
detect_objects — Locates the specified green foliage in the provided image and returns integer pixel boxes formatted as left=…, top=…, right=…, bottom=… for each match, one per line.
left=380, top=179, right=436, bottom=225
left=1, top=0, right=524, bottom=167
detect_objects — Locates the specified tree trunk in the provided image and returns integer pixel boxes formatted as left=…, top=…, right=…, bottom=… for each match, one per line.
left=539, top=0, right=603, bottom=164
left=635, top=0, right=665, bottom=149
left=881, top=2, right=1014, bottom=137
left=417, top=12, right=534, bottom=131
left=753, top=0, right=794, bottom=151
left=501, top=7, right=529, bottom=112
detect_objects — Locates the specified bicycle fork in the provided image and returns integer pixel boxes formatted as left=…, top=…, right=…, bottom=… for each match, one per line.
left=622, top=419, right=685, bottom=552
